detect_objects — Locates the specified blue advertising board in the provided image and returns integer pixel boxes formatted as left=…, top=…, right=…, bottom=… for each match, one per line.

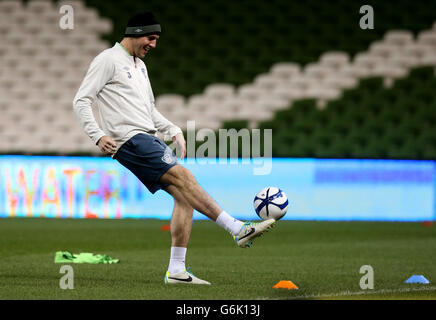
left=0, top=156, right=434, bottom=221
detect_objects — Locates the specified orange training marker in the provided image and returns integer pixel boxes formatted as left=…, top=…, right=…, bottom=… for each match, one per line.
left=422, top=221, right=433, bottom=227
left=160, top=224, right=171, bottom=231
left=273, top=280, right=299, bottom=290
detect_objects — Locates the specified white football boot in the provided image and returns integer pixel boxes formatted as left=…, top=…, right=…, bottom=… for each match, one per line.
left=234, top=219, right=276, bottom=248
left=164, top=267, right=211, bottom=285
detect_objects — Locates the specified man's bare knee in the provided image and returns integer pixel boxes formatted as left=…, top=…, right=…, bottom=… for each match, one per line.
left=174, top=196, right=193, bottom=213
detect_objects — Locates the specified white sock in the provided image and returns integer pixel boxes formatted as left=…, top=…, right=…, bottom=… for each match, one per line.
left=168, top=246, right=187, bottom=275
left=215, top=211, right=244, bottom=236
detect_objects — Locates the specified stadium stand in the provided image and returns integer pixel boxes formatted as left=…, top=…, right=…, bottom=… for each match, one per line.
left=0, top=0, right=436, bottom=159
left=259, top=67, right=436, bottom=159
left=0, top=0, right=112, bottom=154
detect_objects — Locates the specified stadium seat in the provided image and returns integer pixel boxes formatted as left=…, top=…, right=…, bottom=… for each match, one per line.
left=235, top=107, right=273, bottom=123
left=303, top=63, right=335, bottom=79
left=203, top=84, right=235, bottom=99
left=192, top=118, right=221, bottom=130
left=26, top=0, right=55, bottom=13
left=253, top=74, right=285, bottom=90
left=383, top=30, right=414, bottom=46
left=323, top=75, right=358, bottom=90
left=253, top=97, right=289, bottom=111
left=419, top=52, right=436, bottom=66
left=0, top=0, right=22, bottom=13
left=338, top=64, right=372, bottom=78
left=353, top=53, right=386, bottom=70
left=155, top=94, right=186, bottom=112
left=319, top=51, right=351, bottom=69
left=58, top=0, right=86, bottom=10
left=389, top=54, right=420, bottom=69
left=371, top=64, right=408, bottom=85
left=186, top=95, right=214, bottom=114
left=417, top=30, right=436, bottom=46
left=220, top=97, right=253, bottom=114
left=369, top=41, right=402, bottom=58
left=305, top=87, right=342, bottom=108
left=287, top=76, right=318, bottom=90
left=403, top=43, right=434, bottom=59
left=272, top=86, right=306, bottom=100
left=269, top=62, right=301, bottom=79
left=237, top=84, right=271, bottom=100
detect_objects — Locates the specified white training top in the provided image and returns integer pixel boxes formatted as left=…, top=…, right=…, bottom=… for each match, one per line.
left=73, top=42, right=182, bottom=149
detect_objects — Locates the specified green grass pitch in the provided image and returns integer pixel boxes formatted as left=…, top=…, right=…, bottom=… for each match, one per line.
left=0, top=218, right=435, bottom=300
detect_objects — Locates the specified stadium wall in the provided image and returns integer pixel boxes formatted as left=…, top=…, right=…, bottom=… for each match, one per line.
left=0, top=155, right=434, bottom=221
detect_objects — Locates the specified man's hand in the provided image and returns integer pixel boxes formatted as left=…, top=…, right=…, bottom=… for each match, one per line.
left=172, top=133, right=186, bottom=160
left=97, top=136, right=117, bottom=155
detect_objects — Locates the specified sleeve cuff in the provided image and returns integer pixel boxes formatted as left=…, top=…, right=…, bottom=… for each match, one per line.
left=169, top=126, right=183, bottom=137
left=93, top=132, right=107, bottom=145
left=163, top=126, right=183, bottom=141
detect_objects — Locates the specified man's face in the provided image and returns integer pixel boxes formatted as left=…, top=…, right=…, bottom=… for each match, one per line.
left=132, top=34, right=159, bottom=58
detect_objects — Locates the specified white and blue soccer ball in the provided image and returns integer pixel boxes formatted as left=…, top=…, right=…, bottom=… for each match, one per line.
left=253, top=187, right=289, bottom=221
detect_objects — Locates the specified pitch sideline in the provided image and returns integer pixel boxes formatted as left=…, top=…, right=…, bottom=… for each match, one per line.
left=259, top=286, right=436, bottom=300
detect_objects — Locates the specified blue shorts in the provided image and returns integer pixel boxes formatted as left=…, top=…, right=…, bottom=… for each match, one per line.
left=113, top=133, right=178, bottom=194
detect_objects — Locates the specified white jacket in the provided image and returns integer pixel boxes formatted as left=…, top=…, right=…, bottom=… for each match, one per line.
left=73, top=42, right=182, bottom=149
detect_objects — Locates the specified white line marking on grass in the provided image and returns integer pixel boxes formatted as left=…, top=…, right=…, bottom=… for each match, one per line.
left=260, top=286, right=436, bottom=300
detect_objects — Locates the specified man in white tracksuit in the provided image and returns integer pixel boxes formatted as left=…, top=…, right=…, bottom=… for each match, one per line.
left=73, top=11, right=275, bottom=285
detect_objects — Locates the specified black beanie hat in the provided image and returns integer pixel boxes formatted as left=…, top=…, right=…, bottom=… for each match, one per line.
left=124, top=11, right=161, bottom=37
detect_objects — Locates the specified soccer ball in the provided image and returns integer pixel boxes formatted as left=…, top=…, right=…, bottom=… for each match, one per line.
left=253, top=187, right=289, bottom=221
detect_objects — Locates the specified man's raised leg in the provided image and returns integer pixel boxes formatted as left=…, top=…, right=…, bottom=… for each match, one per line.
left=161, top=165, right=222, bottom=220
left=159, top=165, right=276, bottom=248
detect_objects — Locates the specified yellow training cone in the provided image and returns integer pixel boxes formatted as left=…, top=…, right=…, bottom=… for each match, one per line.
left=273, top=280, right=299, bottom=290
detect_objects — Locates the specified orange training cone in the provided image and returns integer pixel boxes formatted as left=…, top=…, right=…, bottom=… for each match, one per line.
left=160, top=224, right=171, bottom=231
left=273, top=280, right=299, bottom=290
left=423, top=221, right=433, bottom=227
